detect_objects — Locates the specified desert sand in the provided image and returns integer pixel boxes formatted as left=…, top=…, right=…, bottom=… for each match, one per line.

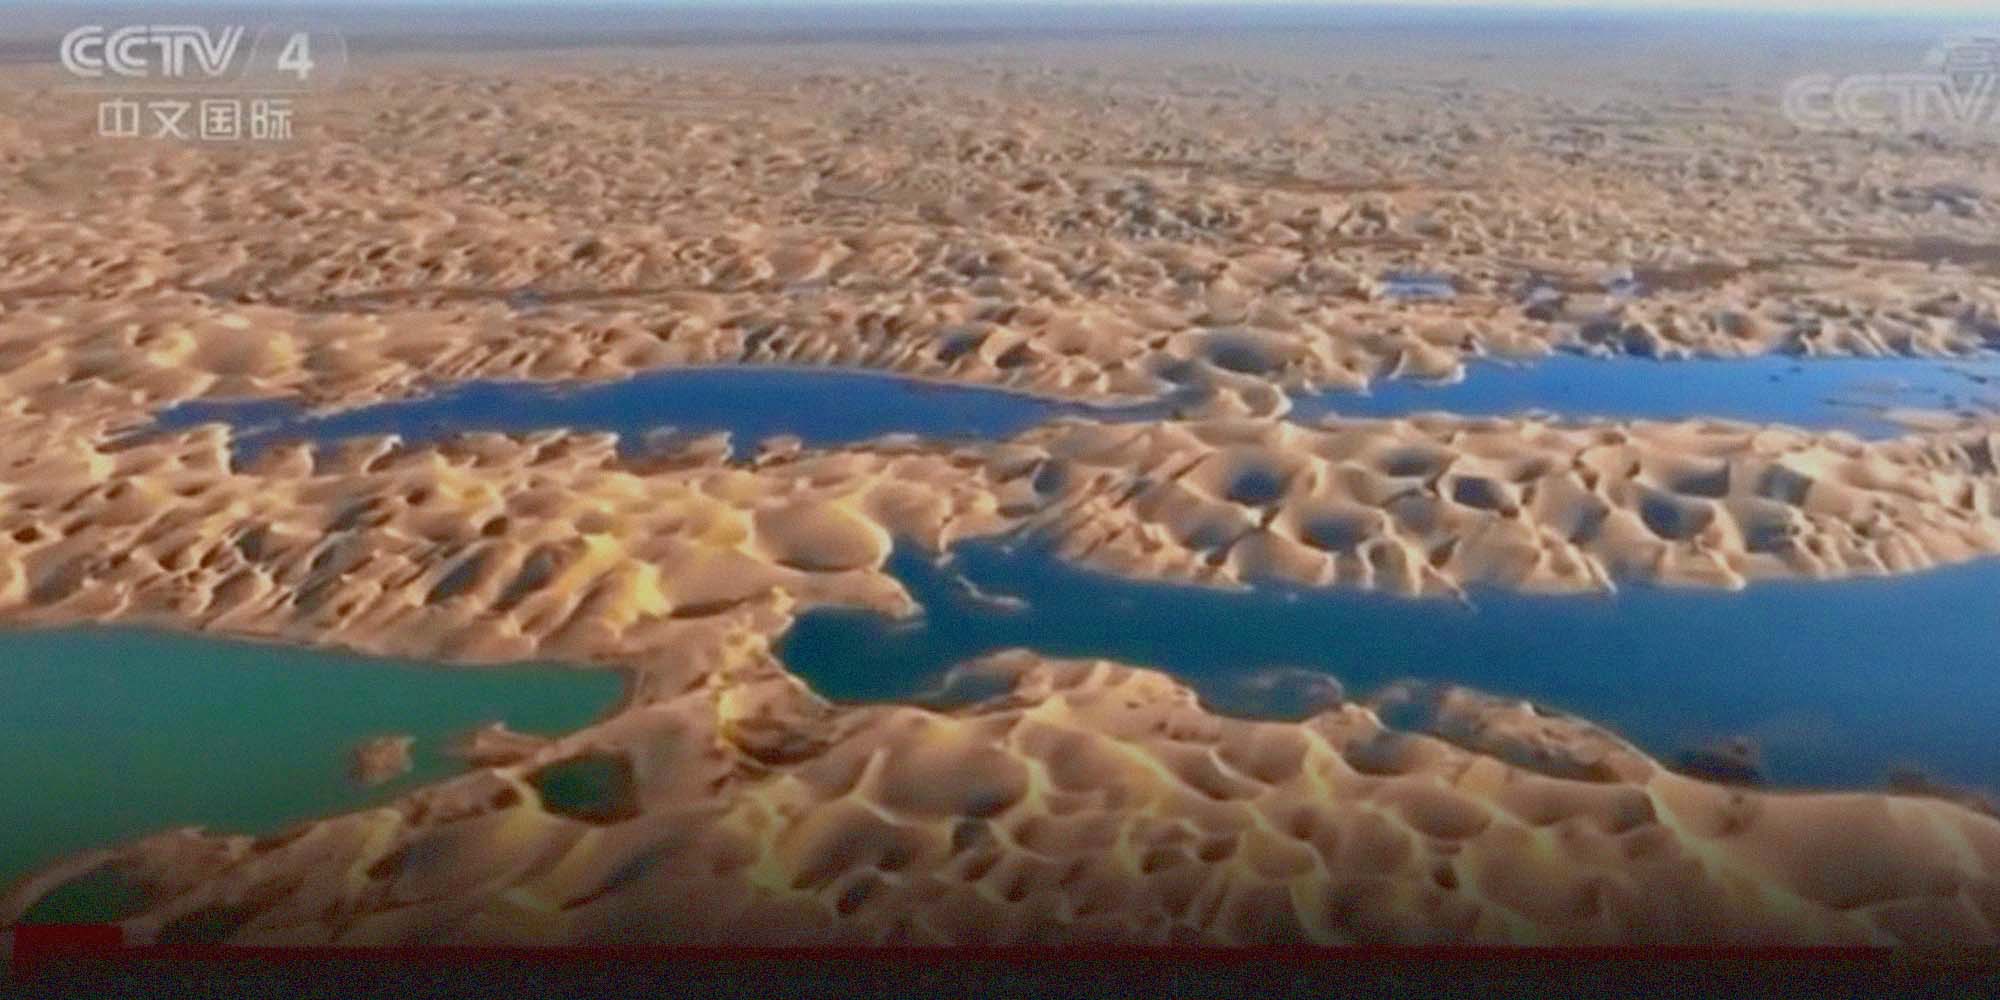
left=7, top=651, right=1999, bottom=948
left=349, top=735, right=416, bottom=788
left=2, top=14, right=2000, bottom=948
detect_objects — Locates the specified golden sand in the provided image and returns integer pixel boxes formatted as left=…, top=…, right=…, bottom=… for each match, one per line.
left=6, top=652, right=1997, bottom=948
left=3, top=30, right=2000, bottom=946
left=4, top=407, right=2000, bottom=947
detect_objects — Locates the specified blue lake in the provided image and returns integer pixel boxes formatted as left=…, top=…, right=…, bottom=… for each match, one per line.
left=151, top=367, right=1168, bottom=459
left=0, top=628, right=623, bottom=891
left=1298, top=354, right=2000, bottom=438
left=150, top=357, right=2000, bottom=459
left=781, top=541, right=2000, bottom=796
left=59, top=355, right=2000, bottom=872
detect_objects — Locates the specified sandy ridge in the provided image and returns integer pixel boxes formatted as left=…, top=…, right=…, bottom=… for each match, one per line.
left=5, top=38, right=2000, bottom=946
left=6, top=650, right=1996, bottom=948
left=3, top=411, right=2000, bottom=947
left=2, top=54, right=1997, bottom=425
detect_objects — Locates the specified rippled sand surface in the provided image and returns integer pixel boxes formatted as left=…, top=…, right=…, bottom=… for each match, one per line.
left=3, top=16, right=2000, bottom=948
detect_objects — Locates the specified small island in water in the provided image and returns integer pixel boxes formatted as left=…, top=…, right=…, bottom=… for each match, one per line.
left=2, top=4, right=1999, bottom=953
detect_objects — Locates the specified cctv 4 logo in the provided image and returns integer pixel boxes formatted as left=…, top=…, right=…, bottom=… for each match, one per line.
left=61, top=26, right=316, bottom=82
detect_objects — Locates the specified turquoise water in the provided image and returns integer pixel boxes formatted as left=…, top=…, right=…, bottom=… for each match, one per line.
left=0, top=628, right=623, bottom=890
left=151, top=357, right=2000, bottom=457
left=780, top=542, right=2000, bottom=795
left=84, top=358, right=2000, bottom=866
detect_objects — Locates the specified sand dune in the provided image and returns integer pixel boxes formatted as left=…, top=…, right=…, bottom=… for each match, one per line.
left=1, top=47, right=1996, bottom=426
left=4, top=409, right=2000, bottom=946
left=6, top=403, right=2000, bottom=668
left=4, top=29, right=2000, bottom=947
left=7, top=651, right=1996, bottom=948
left=999, top=415, right=2000, bottom=595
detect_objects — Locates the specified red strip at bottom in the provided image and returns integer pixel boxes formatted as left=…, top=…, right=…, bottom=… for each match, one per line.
left=6, top=924, right=125, bottom=975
